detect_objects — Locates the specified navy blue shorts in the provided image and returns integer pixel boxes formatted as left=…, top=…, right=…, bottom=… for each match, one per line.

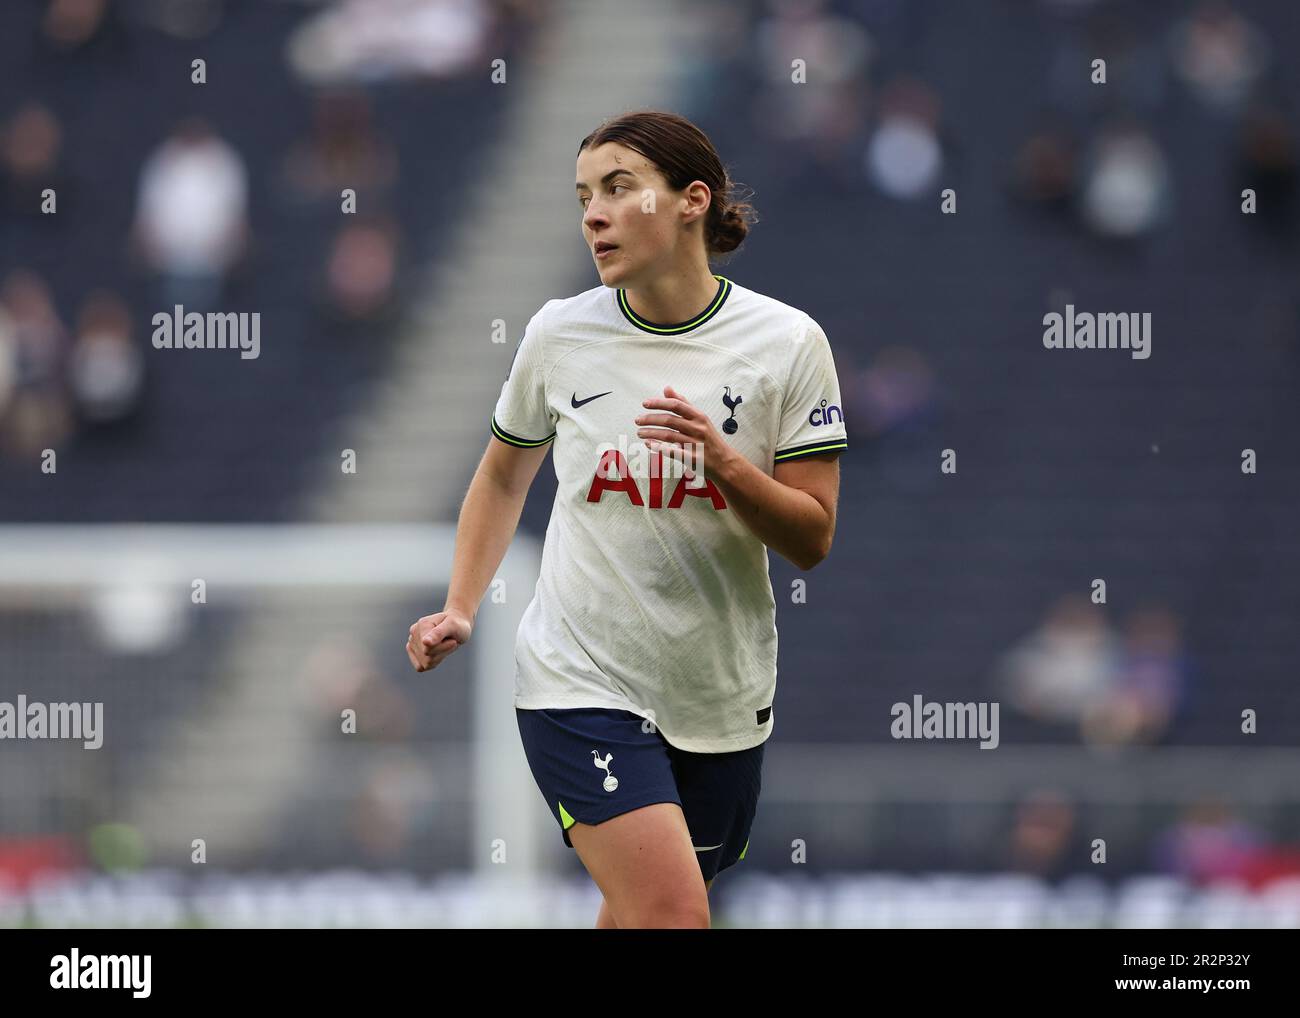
left=515, top=707, right=765, bottom=881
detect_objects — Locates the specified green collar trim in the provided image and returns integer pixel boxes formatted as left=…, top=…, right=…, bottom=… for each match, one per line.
left=616, top=275, right=732, bottom=335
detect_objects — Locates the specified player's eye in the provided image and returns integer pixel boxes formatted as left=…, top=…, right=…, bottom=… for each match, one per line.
left=579, top=183, right=628, bottom=210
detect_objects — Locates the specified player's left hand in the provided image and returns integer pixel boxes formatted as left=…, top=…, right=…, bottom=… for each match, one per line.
left=635, top=385, right=735, bottom=481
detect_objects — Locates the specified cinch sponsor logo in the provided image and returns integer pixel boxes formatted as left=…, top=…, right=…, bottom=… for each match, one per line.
left=586, top=448, right=727, bottom=510
left=808, top=398, right=842, bottom=426
left=50, top=949, right=151, bottom=998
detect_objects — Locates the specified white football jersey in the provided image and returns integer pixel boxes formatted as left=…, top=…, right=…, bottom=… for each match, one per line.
left=491, top=274, right=848, bottom=752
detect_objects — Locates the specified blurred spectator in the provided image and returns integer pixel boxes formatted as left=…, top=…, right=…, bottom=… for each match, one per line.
left=750, top=0, right=872, bottom=189
left=1, top=275, right=144, bottom=457
left=839, top=345, right=935, bottom=440
left=0, top=270, right=67, bottom=392
left=132, top=118, right=248, bottom=309
left=41, top=0, right=109, bottom=50
left=282, top=90, right=399, bottom=205
left=0, top=308, right=13, bottom=415
left=1012, top=119, right=1078, bottom=216
left=997, top=593, right=1123, bottom=731
left=1046, top=16, right=1167, bottom=117
left=1168, top=1, right=1269, bottom=113
left=350, top=750, right=435, bottom=863
left=0, top=387, right=74, bottom=461
left=1078, top=119, right=1171, bottom=239
left=1153, top=800, right=1267, bottom=885
left=754, top=0, right=873, bottom=97
left=323, top=216, right=401, bottom=325
left=132, top=0, right=225, bottom=40
left=863, top=77, right=944, bottom=201
left=287, top=0, right=496, bottom=85
left=677, top=0, right=753, bottom=117
left=303, top=640, right=414, bottom=741
left=1082, top=605, right=1188, bottom=746
left=1237, top=101, right=1298, bottom=242
left=1007, top=789, right=1077, bottom=880
left=69, top=290, right=144, bottom=426
left=1, top=102, right=68, bottom=218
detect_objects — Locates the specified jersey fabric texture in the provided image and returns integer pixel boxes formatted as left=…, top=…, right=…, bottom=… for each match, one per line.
left=491, top=274, right=848, bottom=752
left=515, top=706, right=763, bottom=880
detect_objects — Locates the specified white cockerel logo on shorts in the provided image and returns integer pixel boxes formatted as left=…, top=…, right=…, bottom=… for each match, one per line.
left=591, top=751, right=618, bottom=792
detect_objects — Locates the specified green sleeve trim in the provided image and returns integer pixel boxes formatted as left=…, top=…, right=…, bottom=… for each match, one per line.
left=773, top=439, right=847, bottom=463
left=491, top=415, right=555, bottom=448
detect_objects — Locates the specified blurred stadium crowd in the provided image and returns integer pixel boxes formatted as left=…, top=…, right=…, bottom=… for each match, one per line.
left=0, top=0, right=537, bottom=492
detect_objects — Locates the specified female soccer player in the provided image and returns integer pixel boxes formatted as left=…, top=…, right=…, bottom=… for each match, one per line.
left=406, top=110, right=847, bottom=928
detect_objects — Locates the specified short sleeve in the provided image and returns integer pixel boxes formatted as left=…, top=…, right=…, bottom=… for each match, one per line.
left=774, top=316, right=848, bottom=463
left=490, top=303, right=557, bottom=447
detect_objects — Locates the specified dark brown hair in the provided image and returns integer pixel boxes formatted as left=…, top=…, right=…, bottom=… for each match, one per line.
left=578, top=110, right=757, bottom=256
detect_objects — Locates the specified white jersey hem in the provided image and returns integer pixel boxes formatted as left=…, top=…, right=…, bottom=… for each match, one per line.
left=514, top=694, right=773, bottom=753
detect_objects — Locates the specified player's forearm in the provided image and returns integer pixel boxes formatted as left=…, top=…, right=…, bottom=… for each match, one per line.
left=710, top=450, right=831, bottom=570
left=442, top=469, right=528, bottom=624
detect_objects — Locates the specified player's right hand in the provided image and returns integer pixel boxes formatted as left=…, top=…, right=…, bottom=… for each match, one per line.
left=407, top=609, right=473, bottom=672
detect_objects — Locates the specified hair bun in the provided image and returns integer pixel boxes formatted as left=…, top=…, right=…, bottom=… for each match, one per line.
left=708, top=189, right=758, bottom=256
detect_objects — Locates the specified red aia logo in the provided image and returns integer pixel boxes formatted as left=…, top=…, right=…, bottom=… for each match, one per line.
left=585, top=449, right=727, bottom=509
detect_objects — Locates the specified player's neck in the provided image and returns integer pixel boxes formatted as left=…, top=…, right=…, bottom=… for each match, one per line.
left=622, top=265, right=720, bottom=326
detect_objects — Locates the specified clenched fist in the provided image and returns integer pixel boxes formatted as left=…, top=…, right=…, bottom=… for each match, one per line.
left=407, top=609, right=473, bottom=672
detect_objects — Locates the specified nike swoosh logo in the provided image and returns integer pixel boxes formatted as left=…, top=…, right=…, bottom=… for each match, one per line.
left=693, top=843, right=724, bottom=852
left=572, top=391, right=613, bottom=408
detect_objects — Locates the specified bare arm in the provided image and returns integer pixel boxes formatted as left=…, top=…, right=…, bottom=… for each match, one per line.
left=635, top=386, right=841, bottom=572
left=713, top=451, right=840, bottom=571
left=443, top=438, right=549, bottom=622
